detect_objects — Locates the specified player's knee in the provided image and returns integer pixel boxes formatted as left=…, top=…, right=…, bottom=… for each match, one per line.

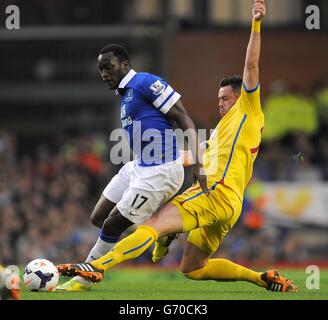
left=90, top=210, right=104, bottom=228
left=180, top=262, right=191, bottom=275
left=181, top=256, right=208, bottom=280
left=101, top=211, right=133, bottom=237
left=182, top=265, right=207, bottom=280
left=182, top=270, right=195, bottom=280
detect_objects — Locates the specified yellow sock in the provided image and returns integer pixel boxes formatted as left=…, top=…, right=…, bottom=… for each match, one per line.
left=91, top=225, right=158, bottom=271
left=184, top=259, right=266, bottom=287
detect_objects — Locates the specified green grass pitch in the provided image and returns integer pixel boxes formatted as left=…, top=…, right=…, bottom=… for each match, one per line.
left=22, top=267, right=328, bottom=300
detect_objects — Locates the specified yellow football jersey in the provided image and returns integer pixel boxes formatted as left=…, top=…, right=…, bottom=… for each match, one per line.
left=202, top=84, right=264, bottom=201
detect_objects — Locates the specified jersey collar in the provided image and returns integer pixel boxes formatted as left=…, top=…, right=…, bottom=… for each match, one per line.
left=115, top=69, right=136, bottom=95
left=118, top=69, right=137, bottom=89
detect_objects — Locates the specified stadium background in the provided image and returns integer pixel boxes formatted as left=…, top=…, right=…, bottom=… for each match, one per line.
left=0, top=0, right=327, bottom=273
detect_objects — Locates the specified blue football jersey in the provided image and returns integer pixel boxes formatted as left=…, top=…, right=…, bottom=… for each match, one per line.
left=117, top=69, right=181, bottom=166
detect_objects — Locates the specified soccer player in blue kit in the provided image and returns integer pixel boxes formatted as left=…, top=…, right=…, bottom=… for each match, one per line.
left=56, top=44, right=207, bottom=291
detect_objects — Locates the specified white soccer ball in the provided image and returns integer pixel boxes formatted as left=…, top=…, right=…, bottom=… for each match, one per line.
left=23, top=259, right=59, bottom=292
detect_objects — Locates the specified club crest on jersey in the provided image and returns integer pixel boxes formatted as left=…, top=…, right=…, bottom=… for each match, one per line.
left=124, top=89, right=133, bottom=102
left=149, top=80, right=166, bottom=96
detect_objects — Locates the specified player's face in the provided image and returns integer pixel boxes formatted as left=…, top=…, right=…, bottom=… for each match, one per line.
left=98, top=52, right=127, bottom=89
left=218, top=86, right=240, bottom=118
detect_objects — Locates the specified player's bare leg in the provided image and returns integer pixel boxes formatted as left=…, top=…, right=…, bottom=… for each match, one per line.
left=181, top=242, right=297, bottom=292
left=180, top=242, right=211, bottom=274
left=90, top=195, right=117, bottom=228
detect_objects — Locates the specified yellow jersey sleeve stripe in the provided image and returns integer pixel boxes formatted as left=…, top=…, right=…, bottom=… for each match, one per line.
left=221, top=114, right=247, bottom=180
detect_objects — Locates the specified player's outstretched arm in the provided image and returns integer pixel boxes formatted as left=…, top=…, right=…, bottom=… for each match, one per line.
left=243, top=0, right=266, bottom=90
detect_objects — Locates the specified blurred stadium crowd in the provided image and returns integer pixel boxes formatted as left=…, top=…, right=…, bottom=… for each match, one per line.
left=1, top=85, right=328, bottom=267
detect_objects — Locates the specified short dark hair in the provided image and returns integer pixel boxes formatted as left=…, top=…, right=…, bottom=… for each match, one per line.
left=99, top=44, right=130, bottom=63
left=220, top=75, right=242, bottom=93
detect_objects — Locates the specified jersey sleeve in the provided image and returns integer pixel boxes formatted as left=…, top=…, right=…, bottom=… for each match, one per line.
left=139, top=74, right=181, bottom=114
left=239, top=82, right=262, bottom=115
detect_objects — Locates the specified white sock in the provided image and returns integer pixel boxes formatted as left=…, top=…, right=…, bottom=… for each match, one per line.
left=74, top=237, right=116, bottom=285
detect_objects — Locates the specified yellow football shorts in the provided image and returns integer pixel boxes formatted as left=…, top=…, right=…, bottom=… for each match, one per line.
left=170, top=182, right=242, bottom=255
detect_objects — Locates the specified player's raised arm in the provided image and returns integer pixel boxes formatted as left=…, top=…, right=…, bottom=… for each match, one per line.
left=243, top=0, right=266, bottom=91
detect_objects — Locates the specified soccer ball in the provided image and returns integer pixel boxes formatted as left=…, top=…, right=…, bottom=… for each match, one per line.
left=23, top=259, right=59, bottom=292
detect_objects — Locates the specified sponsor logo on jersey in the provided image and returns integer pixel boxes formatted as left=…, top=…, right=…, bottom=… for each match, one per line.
left=149, top=80, right=166, bottom=96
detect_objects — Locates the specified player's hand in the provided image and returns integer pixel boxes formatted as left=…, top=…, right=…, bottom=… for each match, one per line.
left=253, top=0, right=266, bottom=21
left=193, top=164, right=209, bottom=196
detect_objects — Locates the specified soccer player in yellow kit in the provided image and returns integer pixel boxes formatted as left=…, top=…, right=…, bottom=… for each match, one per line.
left=58, top=0, right=297, bottom=292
